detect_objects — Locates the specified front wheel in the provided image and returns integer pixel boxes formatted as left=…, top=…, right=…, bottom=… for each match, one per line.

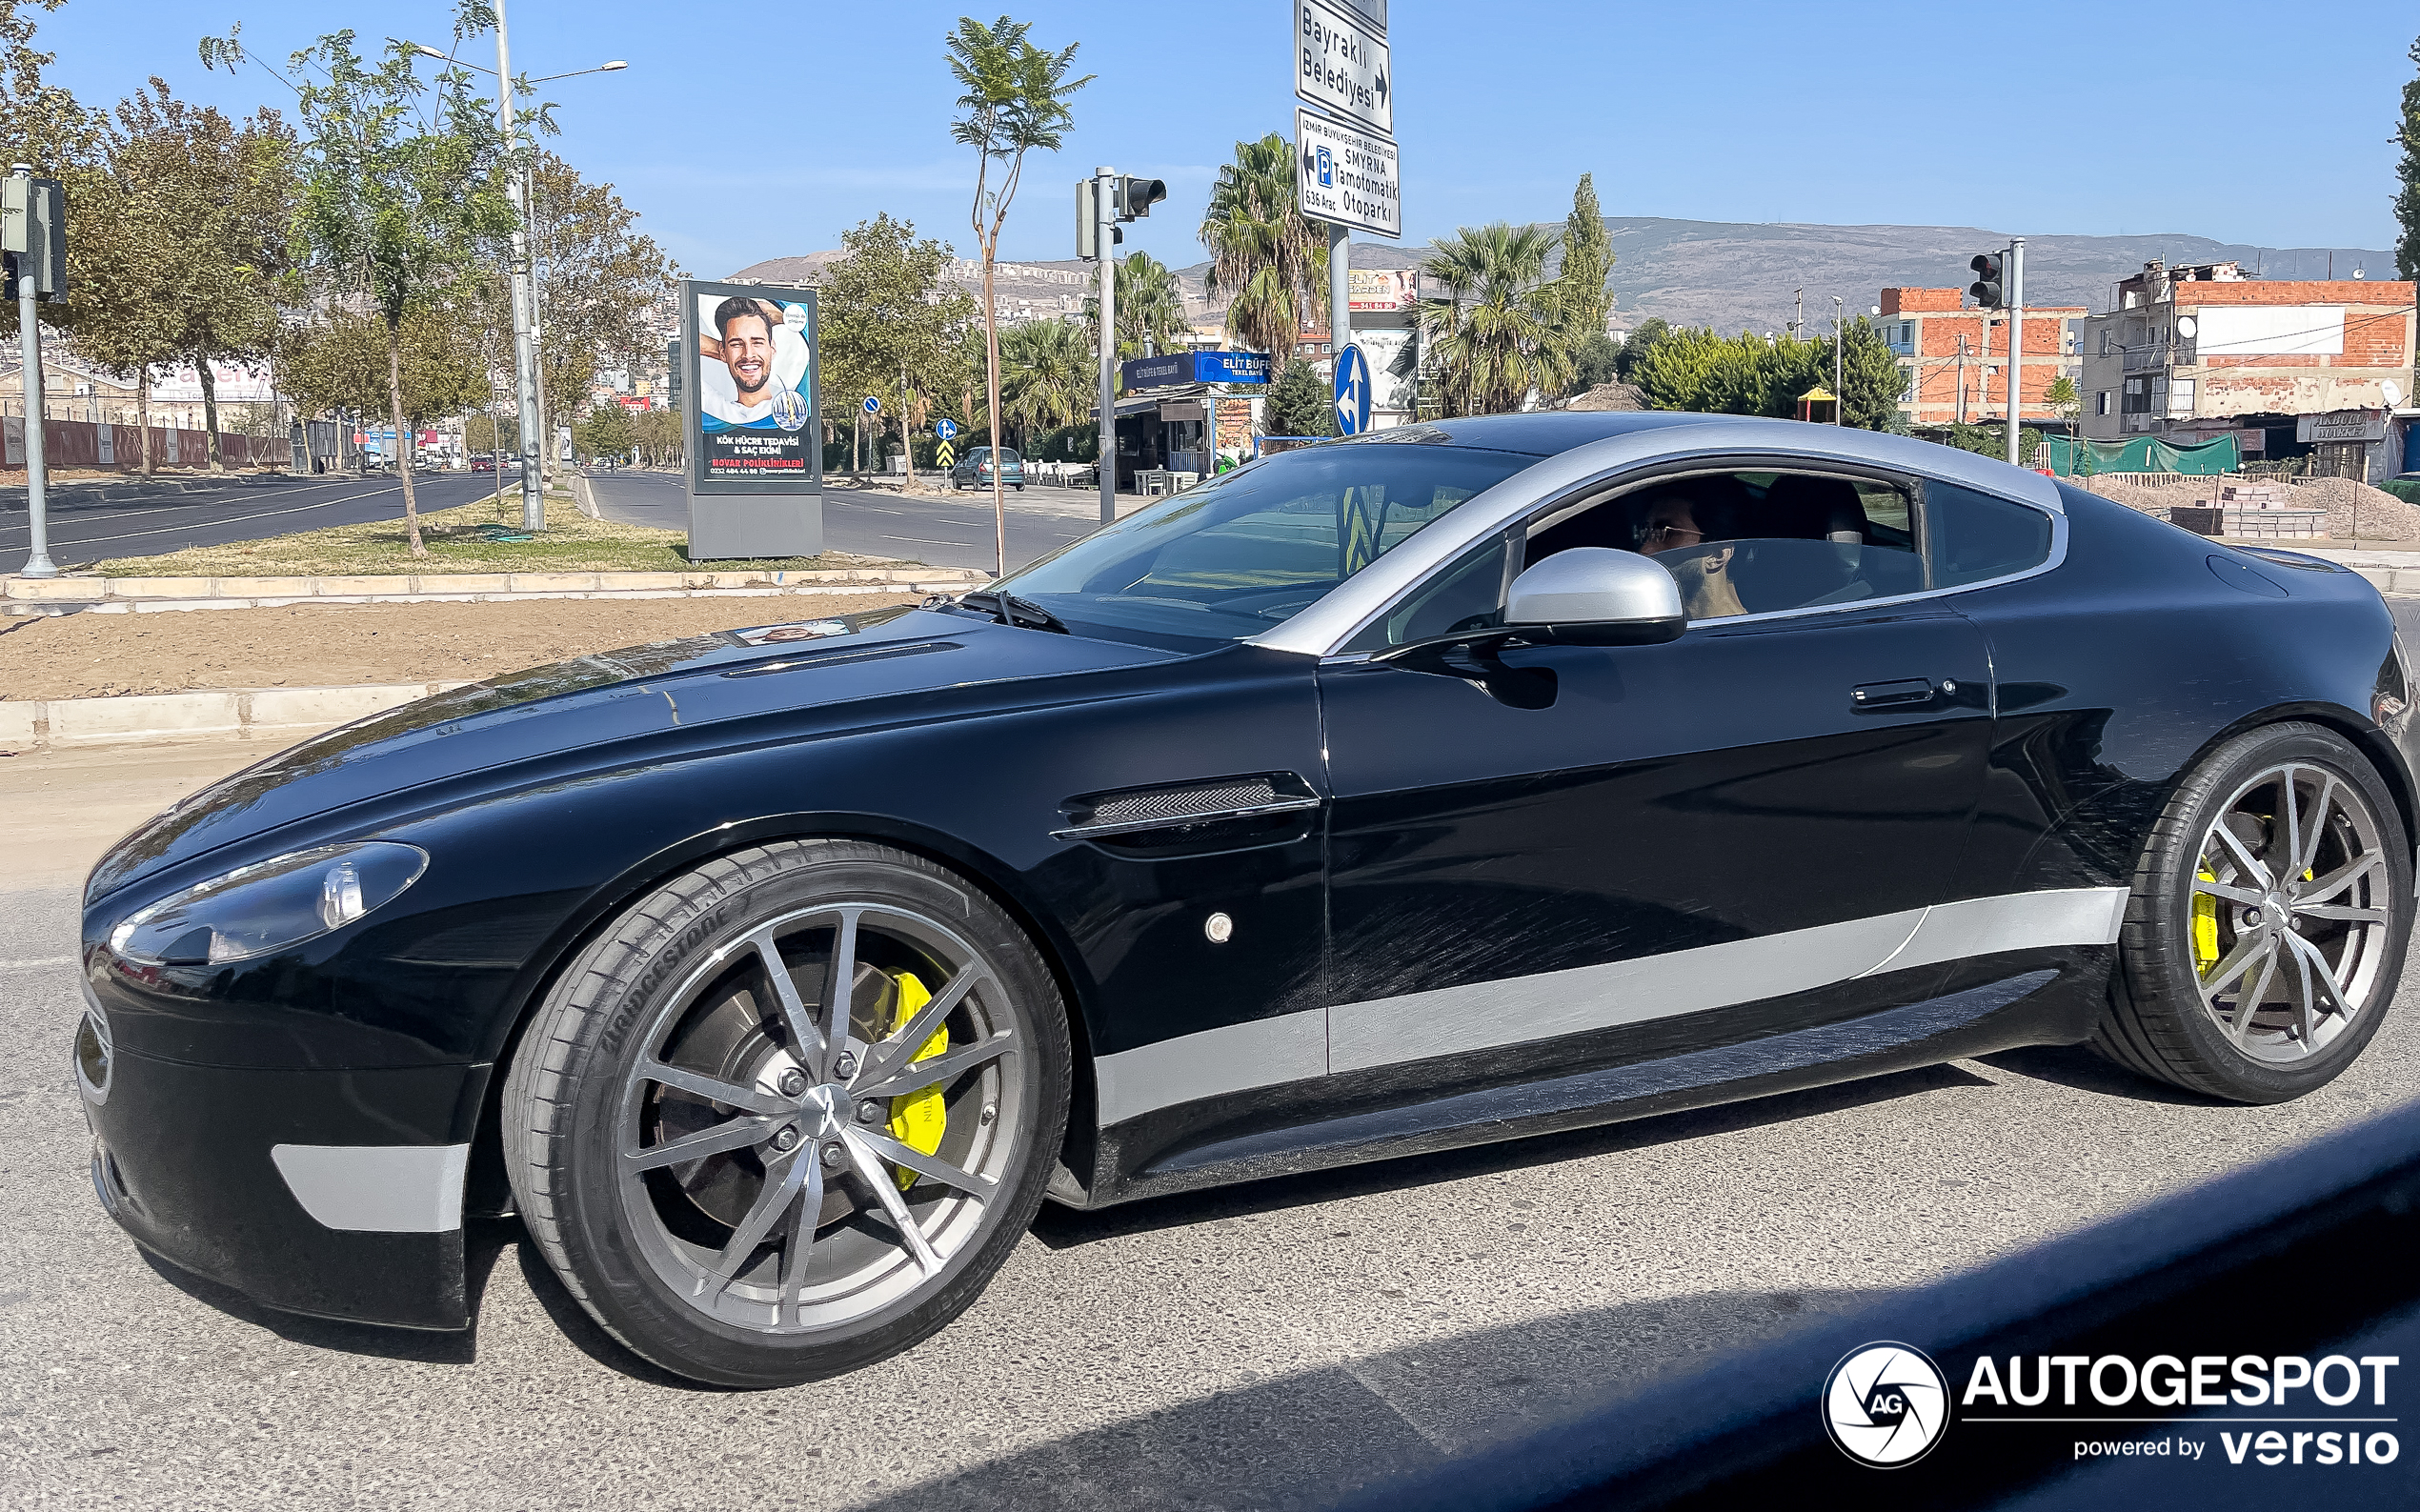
left=2095, top=722, right=2410, bottom=1101
left=500, top=840, right=1070, bottom=1386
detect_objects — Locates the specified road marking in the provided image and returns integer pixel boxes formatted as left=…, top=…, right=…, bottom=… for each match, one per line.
left=883, top=534, right=978, bottom=547
left=0, top=957, right=77, bottom=970
left=15, top=488, right=407, bottom=549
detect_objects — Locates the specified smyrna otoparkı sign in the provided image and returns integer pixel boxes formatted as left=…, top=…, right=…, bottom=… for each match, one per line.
left=1295, top=108, right=1400, bottom=239
left=681, top=279, right=824, bottom=559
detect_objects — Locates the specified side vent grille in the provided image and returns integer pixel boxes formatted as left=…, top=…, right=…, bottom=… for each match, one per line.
left=1053, top=773, right=1321, bottom=843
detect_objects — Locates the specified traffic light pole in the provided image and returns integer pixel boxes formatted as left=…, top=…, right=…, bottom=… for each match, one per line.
left=1095, top=165, right=1117, bottom=526
left=2007, top=238, right=2026, bottom=467
left=12, top=163, right=54, bottom=577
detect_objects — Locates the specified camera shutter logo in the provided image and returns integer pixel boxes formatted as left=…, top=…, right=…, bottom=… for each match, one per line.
left=1823, top=1342, right=1950, bottom=1467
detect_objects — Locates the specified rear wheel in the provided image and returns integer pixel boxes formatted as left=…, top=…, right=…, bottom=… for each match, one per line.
left=501, top=840, right=1069, bottom=1387
left=2096, top=722, right=2410, bottom=1101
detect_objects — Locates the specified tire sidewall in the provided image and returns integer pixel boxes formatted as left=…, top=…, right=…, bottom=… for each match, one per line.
left=537, top=845, right=1069, bottom=1387
left=2133, top=724, right=2410, bottom=1099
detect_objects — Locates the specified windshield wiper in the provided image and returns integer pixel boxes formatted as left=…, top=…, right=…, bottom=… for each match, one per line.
left=958, top=589, right=1070, bottom=634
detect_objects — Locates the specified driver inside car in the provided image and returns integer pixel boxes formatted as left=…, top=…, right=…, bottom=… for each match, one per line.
left=1632, top=482, right=1749, bottom=620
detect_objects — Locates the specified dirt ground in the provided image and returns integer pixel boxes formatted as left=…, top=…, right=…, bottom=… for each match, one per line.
left=0, top=594, right=922, bottom=701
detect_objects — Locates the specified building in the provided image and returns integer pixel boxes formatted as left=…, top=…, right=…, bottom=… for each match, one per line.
left=2072, top=261, right=2416, bottom=481
left=1879, top=288, right=2087, bottom=428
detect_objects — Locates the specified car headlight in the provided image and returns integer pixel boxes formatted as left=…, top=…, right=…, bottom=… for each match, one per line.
left=108, top=842, right=430, bottom=966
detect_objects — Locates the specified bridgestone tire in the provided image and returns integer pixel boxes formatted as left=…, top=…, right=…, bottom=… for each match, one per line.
left=2093, top=722, right=2410, bottom=1102
left=500, top=839, right=1070, bottom=1387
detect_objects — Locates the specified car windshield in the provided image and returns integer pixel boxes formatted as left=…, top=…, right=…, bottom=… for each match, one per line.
left=989, top=440, right=1536, bottom=650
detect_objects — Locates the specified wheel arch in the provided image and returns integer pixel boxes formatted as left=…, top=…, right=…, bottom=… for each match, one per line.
left=460, top=811, right=1104, bottom=1220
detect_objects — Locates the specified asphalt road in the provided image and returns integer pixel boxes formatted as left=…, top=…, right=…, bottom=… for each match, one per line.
left=4, top=739, right=2418, bottom=1508
left=586, top=468, right=1123, bottom=575
left=0, top=470, right=508, bottom=575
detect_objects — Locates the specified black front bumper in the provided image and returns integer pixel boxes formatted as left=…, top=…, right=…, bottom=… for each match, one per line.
left=82, top=1043, right=488, bottom=1331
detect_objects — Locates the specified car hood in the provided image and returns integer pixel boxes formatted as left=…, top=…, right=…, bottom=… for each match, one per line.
left=87, top=604, right=1181, bottom=905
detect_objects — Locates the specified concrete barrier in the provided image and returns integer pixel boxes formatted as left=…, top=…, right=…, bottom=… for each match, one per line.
left=0, top=682, right=474, bottom=752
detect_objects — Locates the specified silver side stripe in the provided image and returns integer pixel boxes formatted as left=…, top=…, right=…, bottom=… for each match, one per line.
left=271, top=1143, right=471, bottom=1233
left=1094, top=887, right=2127, bottom=1126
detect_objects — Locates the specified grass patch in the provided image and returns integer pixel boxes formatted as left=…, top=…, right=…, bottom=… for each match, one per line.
left=85, top=493, right=908, bottom=576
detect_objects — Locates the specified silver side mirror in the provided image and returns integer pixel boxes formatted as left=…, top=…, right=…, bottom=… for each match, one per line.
left=1503, top=547, right=1687, bottom=646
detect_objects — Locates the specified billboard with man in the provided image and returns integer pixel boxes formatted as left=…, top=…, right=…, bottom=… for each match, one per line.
left=680, top=279, right=823, bottom=557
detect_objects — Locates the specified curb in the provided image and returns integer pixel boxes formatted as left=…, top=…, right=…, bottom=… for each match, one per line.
left=0, top=681, right=473, bottom=752
left=1, top=565, right=989, bottom=615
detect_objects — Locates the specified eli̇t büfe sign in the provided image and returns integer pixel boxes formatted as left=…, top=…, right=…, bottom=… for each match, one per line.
left=1119, top=352, right=1273, bottom=390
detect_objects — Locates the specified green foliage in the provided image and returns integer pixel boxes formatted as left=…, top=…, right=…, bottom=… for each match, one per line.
left=1419, top=221, right=1572, bottom=416
left=1613, top=315, right=1670, bottom=381
left=573, top=400, right=634, bottom=462
left=1834, top=317, right=1905, bottom=430
left=279, top=307, right=486, bottom=424
left=2399, top=33, right=2420, bottom=281
left=1200, top=132, right=1326, bottom=357
left=1085, top=252, right=1188, bottom=361
left=529, top=150, right=680, bottom=446
left=1263, top=357, right=1337, bottom=437
left=1558, top=171, right=1614, bottom=349
left=1938, top=421, right=2046, bottom=461
left=2045, top=374, right=2081, bottom=423
left=998, top=317, right=1092, bottom=446
left=818, top=211, right=978, bottom=458
left=1572, top=331, right=1623, bottom=391
left=1631, top=317, right=1904, bottom=429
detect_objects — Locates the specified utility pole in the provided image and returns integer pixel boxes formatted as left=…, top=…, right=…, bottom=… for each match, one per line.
left=2007, top=237, right=2026, bottom=466
left=1792, top=288, right=1804, bottom=341
left=1956, top=334, right=1968, bottom=425
left=1095, top=165, right=1116, bottom=526
left=10, top=163, right=54, bottom=576
left=496, top=3, right=544, bottom=531
left=1832, top=296, right=1845, bottom=424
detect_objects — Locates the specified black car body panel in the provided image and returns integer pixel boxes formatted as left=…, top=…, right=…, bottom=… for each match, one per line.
left=73, top=414, right=2420, bottom=1332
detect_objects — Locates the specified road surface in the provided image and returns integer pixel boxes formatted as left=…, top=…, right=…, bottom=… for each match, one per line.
left=0, top=471, right=507, bottom=575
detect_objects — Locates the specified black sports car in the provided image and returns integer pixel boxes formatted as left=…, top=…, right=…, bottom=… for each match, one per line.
left=71, top=413, right=2414, bottom=1387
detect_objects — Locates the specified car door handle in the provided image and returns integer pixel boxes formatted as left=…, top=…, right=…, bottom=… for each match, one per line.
left=1851, top=678, right=1937, bottom=710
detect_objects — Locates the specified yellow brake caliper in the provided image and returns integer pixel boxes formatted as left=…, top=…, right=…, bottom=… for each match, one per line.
left=2192, top=866, right=2220, bottom=976
left=885, top=972, right=950, bottom=1190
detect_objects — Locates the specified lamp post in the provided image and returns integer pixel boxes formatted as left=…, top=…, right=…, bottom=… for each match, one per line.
left=1832, top=296, right=1845, bottom=425
left=409, top=28, right=625, bottom=530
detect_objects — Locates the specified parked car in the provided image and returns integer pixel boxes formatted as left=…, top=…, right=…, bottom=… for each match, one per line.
left=74, top=413, right=2414, bottom=1388
left=468, top=454, right=496, bottom=473
left=949, top=445, right=1024, bottom=491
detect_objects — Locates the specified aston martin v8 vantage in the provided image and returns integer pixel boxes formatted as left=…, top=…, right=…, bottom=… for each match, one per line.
left=72, top=413, right=2414, bottom=1385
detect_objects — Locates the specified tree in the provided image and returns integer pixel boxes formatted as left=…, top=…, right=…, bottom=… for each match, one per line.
left=631, top=405, right=681, bottom=468
left=1830, top=317, right=1905, bottom=430
left=1614, top=315, right=1669, bottom=381
left=817, top=212, right=976, bottom=488
left=2046, top=374, right=2081, bottom=429
left=528, top=150, right=678, bottom=477
left=1262, top=357, right=1336, bottom=438
left=573, top=400, right=634, bottom=463
left=946, top=14, right=1088, bottom=575
left=71, top=83, right=294, bottom=472
left=1200, top=132, right=1325, bottom=359
left=209, top=14, right=513, bottom=554
left=1418, top=222, right=1573, bottom=417
left=1571, top=330, right=1622, bottom=392
left=279, top=306, right=487, bottom=437
left=2396, top=33, right=2420, bottom=281
left=998, top=317, right=1090, bottom=450
left=1084, top=251, right=1188, bottom=361
left=1557, top=171, right=1614, bottom=358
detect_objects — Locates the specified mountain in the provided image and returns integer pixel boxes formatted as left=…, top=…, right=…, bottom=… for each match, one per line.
left=732, top=220, right=2395, bottom=339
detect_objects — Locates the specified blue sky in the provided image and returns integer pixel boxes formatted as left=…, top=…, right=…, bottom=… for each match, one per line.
left=35, top=0, right=2420, bottom=278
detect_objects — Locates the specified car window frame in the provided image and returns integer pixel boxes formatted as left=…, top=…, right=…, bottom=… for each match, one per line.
left=1305, top=449, right=2067, bottom=658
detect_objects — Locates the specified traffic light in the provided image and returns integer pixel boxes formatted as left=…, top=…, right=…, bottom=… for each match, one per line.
left=2, top=174, right=66, bottom=302
left=1116, top=176, right=1166, bottom=220
left=1969, top=252, right=2003, bottom=310
left=1077, top=177, right=1099, bottom=260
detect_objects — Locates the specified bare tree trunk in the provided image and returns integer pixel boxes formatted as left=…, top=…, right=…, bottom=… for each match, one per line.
left=983, top=248, right=1005, bottom=577
left=137, top=369, right=154, bottom=476
left=387, top=321, right=426, bottom=556
left=195, top=357, right=224, bottom=473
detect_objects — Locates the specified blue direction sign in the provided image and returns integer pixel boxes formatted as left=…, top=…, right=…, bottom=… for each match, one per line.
left=862, top=395, right=881, bottom=415
left=935, top=416, right=958, bottom=440
left=1333, top=344, right=1372, bottom=435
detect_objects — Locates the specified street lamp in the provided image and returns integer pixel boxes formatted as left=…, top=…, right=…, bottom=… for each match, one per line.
left=1832, top=296, right=1845, bottom=426
left=400, top=28, right=625, bottom=530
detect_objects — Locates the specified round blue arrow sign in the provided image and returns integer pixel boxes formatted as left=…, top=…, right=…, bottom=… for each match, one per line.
left=935, top=417, right=958, bottom=440
left=862, top=395, right=881, bottom=414
left=1333, top=344, right=1372, bottom=436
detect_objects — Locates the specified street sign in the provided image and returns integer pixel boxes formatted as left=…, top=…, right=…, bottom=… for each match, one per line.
left=1295, top=108, right=1401, bottom=239
left=1119, top=351, right=1274, bottom=390
left=936, top=442, right=956, bottom=468
left=862, top=395, right=881, bottom=415
left=1334, top=344, right=1372, bottom=435
left=936, top=416, right=958, bottom=440
left=1294, top=0, right=1393, bottom=135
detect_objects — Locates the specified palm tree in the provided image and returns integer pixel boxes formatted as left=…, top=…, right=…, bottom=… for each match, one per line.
left=1199, top=132, right=1326, bottom=358
left=1418, top=222, right=1575, bottom=417
left=998, top=318, right=1092, bottom=453
left=1084, top=252, right=1191, bottom=361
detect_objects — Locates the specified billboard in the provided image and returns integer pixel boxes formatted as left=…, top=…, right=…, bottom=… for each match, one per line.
left=150, top=361, right=279, bottom=403
left=683, top=281, right=819, bottom=494
left=1348, top=270, right=1419, bottom=312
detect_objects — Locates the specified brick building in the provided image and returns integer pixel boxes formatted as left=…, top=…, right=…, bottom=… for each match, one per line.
left=2073, top=260, right=2416, bottom=480
left=1879, top=287, right=2088, bottom=428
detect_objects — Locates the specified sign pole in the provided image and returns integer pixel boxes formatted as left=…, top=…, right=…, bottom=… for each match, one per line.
left=1096, top=165, right=1117, bottom=526
left=11, top=163, right=54, bottom=577
left=1330, top=222, right=1350, bottom=408
left=2007, top=238, right=2026, bottom=467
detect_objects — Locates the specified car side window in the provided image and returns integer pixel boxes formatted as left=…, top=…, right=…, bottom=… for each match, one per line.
left=1925, top=480, right=2053, bottom=589
left=1341, top=534, right=1511, bottom=652
left=1525, top=468, right=1925, bottom=622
